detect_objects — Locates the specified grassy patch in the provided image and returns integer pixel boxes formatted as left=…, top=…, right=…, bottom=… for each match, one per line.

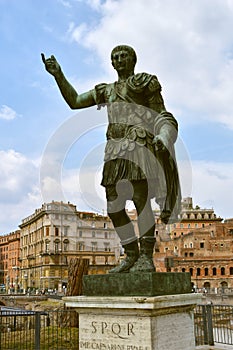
left=1, top=326, right=79, bottom=350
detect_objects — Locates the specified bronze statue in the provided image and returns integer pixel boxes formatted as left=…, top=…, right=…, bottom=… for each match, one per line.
left=41, top=45, right=181, bottom=273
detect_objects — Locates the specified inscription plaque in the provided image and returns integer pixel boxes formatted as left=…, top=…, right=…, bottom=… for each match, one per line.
left=79, top=314, right=152, bottom=350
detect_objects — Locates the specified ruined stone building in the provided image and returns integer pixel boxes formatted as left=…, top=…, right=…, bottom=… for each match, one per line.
left=155, top=216, right=233, bottom=292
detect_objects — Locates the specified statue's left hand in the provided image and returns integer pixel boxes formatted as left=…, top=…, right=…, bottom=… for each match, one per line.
left=152, top=135, right=168, bottom=151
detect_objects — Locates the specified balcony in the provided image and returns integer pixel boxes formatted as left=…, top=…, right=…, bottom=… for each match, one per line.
left=39, top=250, right=59, bottom=256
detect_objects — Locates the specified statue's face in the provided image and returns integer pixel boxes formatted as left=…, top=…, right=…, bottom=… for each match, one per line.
left=111, top=50, right=135, bottom=74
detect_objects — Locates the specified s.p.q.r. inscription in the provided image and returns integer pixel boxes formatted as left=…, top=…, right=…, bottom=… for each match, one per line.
left=91, top=321, right=135, bottom=339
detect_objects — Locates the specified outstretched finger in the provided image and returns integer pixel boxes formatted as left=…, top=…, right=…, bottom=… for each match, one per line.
left=41, top=53, right=46, bottom=63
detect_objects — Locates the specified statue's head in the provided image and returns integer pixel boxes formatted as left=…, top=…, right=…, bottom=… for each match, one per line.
left=111, top=45, right=137, bottom=74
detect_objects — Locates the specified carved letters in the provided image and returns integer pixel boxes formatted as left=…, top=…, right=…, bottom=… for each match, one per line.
left=91, top=321, right=135, bottom=339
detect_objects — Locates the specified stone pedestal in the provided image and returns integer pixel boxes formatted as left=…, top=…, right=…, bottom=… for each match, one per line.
left=64, top=293, right=202, bottom=350
left=82, top=272, right=192, bottom=297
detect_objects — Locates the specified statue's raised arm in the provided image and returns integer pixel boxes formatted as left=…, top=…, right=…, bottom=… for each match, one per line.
left=41, top=53, right=95, bottom=109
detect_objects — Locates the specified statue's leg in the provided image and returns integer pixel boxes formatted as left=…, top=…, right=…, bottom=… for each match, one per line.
left=129, top=180, right=156, bottom=273
left=106, top=183, right=139, bottom=273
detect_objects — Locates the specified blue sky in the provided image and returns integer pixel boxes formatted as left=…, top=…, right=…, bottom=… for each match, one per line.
left=1, top=0, right=233, bottom=233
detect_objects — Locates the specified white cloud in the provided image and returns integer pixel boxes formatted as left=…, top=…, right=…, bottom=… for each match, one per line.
left=191, top=160, right=233, bottom=219
left=0, top=105, right=18, bottom=120
left=69, top=23, right=88, bottom=43
left=41, top=158, right=233, bottom=221
left=57, top=0, right=72, bottom=8
left=1, top=148, right=233, bottom=234
left=0, top=150, right=43, bottom=233
left=0, top=150, right=37, bottom=200
left=86, top=0, right=103, bottom=11
left=67, top=0, right=233, bottom=128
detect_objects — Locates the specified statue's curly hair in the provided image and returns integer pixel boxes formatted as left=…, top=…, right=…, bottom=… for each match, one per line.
left=111, top=45, right=137, bottom=65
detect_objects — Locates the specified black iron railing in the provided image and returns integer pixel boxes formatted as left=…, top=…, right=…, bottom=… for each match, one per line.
left=0, top=307, right=78, bottom=350
left=1, top=304, right=233, bottom=349
left=194, top=304, right=233, bottom=346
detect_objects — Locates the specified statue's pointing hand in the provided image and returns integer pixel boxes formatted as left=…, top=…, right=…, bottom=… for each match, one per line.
left=41, top=53, right=61, bottom=77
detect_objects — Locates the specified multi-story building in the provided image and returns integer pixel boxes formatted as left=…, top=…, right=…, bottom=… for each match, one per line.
left=168, top=197, right=223, bottom=239
left=0, top=231, right=20, bottom=291
left=156, top=221, right=233, bottom=291
left=19, top=201, right=120, bottom=292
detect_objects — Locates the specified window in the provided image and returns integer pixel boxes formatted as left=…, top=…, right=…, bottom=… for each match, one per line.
left=182, top=268, right=186, bottom=272
left=104, top=243, right=110, bottom=252
left=189, top=268, right=193, bottom=276
left=46, top=227, right=49, bottom=236
left=55, top=227, right=59, bottom=237
left=45, top=242, right=49, bottom=252
left=221, top=267, right=225, bottom=276
left=104, top=232, right=108, bottom=239
left=55, top=242, right=59, bottom=253
left=190, top=252, right=194, bottom=257
left=63, top=227, right=68, bottom=236
left=91, top=242, right=97, bottom=251
left=104, top=223, right=108, bottom=229
left=63, top=241, right=69, bottom=251
left=200, top=242, right=204, bottom=249
left=190, top=243, right=193, bottom=248
left=230, top=267, right=233, bottom=275
left=92, top=231, right=96, bottom=238
left=197, top=268, right=201, bottom=276
left=204, top=268, right=209, bottom=276
left=79, top=231, right=82, bottom=238
left=213, top=267, right=217, bottom=276
left=184, top=252, right=188, bottom=257
left=78, top=242, right=85, bottom=251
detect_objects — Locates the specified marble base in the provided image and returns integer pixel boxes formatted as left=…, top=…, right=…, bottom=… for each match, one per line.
left=64, top=293, right=202, bottom=350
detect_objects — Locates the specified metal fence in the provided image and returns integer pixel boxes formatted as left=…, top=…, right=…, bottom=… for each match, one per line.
left=194, top=304, right=233, bottom=346
left=2, top=304, right=233, bottom=349
left=0, top=307, right=79, bottom=350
